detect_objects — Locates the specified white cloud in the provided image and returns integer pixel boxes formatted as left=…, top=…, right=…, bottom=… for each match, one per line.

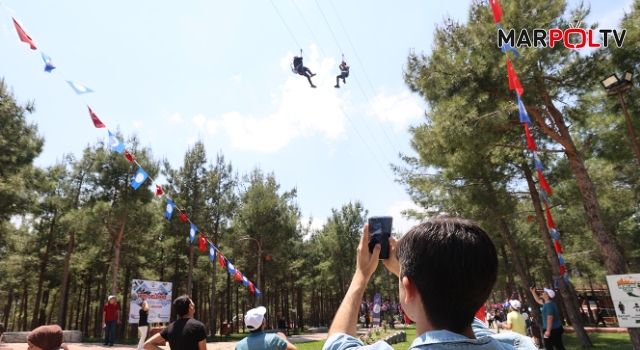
left=209, top=46, right=349, bottom=152
left=169, top=113, right=183, bottom=123
left=300, top=216, right=325, bottom=240
left=192, top=114, right=218, bottom=136
left=133, top=120, right=143, bottom=128
left=187, top=134, right=198, bottom=145
left=368, top=91, right=425, bottom=132
left=386, top=200, right=423, bottom=235
left=230, top=74, right=242, bottom=82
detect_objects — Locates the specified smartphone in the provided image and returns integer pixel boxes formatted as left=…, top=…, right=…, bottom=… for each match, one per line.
left=368, top=216, right=392, bottom=260
left=531, top=284, right=536, bottom=289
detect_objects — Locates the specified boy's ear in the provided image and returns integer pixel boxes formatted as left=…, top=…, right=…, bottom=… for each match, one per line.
left=402, top=276, right=417, bottom=304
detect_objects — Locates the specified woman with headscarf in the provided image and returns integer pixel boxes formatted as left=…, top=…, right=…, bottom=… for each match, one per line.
left=27, top=325, right=68, bottom=350
left=137, top=300, right=150, bottom=350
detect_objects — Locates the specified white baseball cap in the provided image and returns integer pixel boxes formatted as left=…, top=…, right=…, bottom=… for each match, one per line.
left=543, top=288, right=555, bottom=298
left=108, top=295, right=115, bottom=301
left=245, top=306, right=267, bottom=330
left=509, top=300, right=521, bottom=309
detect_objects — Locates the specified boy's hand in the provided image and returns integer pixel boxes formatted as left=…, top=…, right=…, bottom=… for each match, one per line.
left=356, top=225, right=380, bottom=279
left=383, top=237, right=400, bottom=277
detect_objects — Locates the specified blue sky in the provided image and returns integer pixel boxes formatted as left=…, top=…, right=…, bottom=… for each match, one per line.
left=0, top=0, right=633, bottom=234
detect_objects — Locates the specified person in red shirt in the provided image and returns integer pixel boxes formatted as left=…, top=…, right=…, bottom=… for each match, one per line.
left=102, top=295, right=121, bottom=346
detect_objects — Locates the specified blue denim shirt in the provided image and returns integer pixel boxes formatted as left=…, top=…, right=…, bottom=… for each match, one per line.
left=323, top=319, right=536, bottom=350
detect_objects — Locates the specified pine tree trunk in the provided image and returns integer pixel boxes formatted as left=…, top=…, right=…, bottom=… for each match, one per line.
left=32, top=216, right=56, bottom=330
left=523, top=164, right=592, bottom=346
left=188, top=242, right=194, bottom=296
left=110, top=216, right=126, bottom=296
left=57, top=230, right=74, bottom=328
left=482, top=177, right=543, bottom=332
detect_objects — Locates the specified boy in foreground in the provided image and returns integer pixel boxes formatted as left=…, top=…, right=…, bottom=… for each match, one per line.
left=323, top=216, right=536, bottom=350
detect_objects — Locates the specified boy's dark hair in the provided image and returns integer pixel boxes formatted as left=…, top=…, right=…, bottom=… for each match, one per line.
left=397, top=216, right=498, bottom=333
left=174, top=295, right=192, bottom=317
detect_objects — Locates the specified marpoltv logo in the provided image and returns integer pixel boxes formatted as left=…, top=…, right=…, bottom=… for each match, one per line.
left=498, top=21, right=626, bottom=49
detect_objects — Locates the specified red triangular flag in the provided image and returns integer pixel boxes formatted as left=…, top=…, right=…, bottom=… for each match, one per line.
left=524, top=123, right=537, bottom=151
left=537, top=169, right=553, bottom=195
left=180, top=211, right=188, bottom=223
left=554, top=241, right=563, bottom=254
left=12, top=18, right=36, bottom=50
left=559, top=264, right=566, bottom=275
left=219, top=254, right=226, bottom=268
left=506, top=59, right=524, bottom=96
left=124, top=150, right=135, bottom=163
left=249, top=281, right=255, bottom=294
left=489, top=0, right=503, bottom=24
left=155, top=184, right=163, bottom=196
left=235, top=270, right=242, bottom=281
left=199, top=234, right=207, bottom=252
left=544, top=202, right=556, bottom=229
left=87, top=107, right=106, bottom=128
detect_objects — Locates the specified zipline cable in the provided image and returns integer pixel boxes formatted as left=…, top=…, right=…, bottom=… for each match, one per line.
left=327, top=0, right=406, bottom=154
left=268, top=0, right=405, bottom=198
left=290, top=0, right=398, bottom=178
left=313, top=0, right=403, bottom=158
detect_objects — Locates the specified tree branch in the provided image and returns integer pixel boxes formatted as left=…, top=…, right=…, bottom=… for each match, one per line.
left=489, top=144, right=566, bottom=153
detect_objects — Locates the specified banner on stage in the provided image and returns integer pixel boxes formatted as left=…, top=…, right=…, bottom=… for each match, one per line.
left=129, top=279, right=172, bottom=323
left=606, top=274, right=640, bottom=328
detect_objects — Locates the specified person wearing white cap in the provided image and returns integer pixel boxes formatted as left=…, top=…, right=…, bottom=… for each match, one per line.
left=235, top=307, right=297, bottom=350
left=497, top=300, right=526, bottom=335
left=530, top=287, right=565, bottom=350
left=102, top=295, right=120, bottom=346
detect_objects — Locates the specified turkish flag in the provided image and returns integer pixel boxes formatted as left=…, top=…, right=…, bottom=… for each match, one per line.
left=537, top=169, right=553, bottom=195
left=524, top=123, right=537, bottom=151
left=199, top=234, right=207, bottom=252
left=87, top=107, right=106, bottom=128
left=219, top=254, right=226, bottom=268
left=124, top=150, right=135, bottom=163
left=507, top=59, right=524, bottom=96
left=12, top=18, right=36, bottom=50
left=235, top=270, right=242, bottom=281
left=545, top=202, right=556, bottom=229
left=489, top=0, right=503, bottom=24
left=180, top=211, right=188, bottom=223
left=155, top=184, right=163, bottom=196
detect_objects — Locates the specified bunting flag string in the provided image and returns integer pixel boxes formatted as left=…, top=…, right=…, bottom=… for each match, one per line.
left=489, top=0, right=569, bottom=284
left=5, top=9, right=282, bottom=298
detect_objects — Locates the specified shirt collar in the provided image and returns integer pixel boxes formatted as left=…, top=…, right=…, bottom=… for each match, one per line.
left=411, top=330, right=492, bottom=347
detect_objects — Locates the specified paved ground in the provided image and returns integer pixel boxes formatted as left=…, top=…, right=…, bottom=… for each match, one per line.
left=0, top=333, right=330, bottom=350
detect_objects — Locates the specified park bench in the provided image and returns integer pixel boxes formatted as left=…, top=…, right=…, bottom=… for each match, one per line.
left=2, top=330, right=82, bottom=343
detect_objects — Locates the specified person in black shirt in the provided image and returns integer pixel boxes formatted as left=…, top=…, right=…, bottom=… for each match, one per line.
left=292, top=56, right=316, bottom=88
left=334, top=61, right=349, bottom=88
left=144, top=295, right=207, bottom=350
left=137, top=301, right=150, bottom=350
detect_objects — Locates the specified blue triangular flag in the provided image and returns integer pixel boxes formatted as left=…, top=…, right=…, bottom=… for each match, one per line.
left=131, top=168, right=149, bottom=190
left=554, top=276, right=559, bottom=289
left=189, top=223, right=197, bottom=243
left=517, top=94, right=531, bottom=124
left=498, top=24, right=520, bottom=57
left=564, top=274, right=569, bottom=284
left=533, top=151, right=544, bottom=171
left=227, top=261, right=237, bottom=274
left=209, top=243, right=216, bottom=261
left=242, top=274, right=250, bottom=286
left=107, top=130, right=125, bottom=153
left=66, top=80, right=94, bottom=94
left=41, top=52, right=56, bottom=72
left=165, top=199, right=175, bottom=220
left=551, top=228, right=559, bottom=241
left=255, top=287, right=262, bottom=297
left=557, top=253, right=565, bottom=265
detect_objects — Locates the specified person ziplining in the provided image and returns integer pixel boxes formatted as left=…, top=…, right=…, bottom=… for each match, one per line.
left=334, top=59, right=349, bottom=88
left=292, top=54, right=317, bottom=88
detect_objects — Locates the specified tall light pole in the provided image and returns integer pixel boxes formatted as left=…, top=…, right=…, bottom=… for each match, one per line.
left=238, top=235, right=262, bottom=306
left=601, top=71, right=640, bottom=166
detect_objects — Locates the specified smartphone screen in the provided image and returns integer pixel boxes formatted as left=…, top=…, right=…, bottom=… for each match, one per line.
left=368, top=216, right=392, bottom=260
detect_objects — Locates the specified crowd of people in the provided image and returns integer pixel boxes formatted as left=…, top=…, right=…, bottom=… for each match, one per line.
left=5, top=216, right=590, bottom=350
